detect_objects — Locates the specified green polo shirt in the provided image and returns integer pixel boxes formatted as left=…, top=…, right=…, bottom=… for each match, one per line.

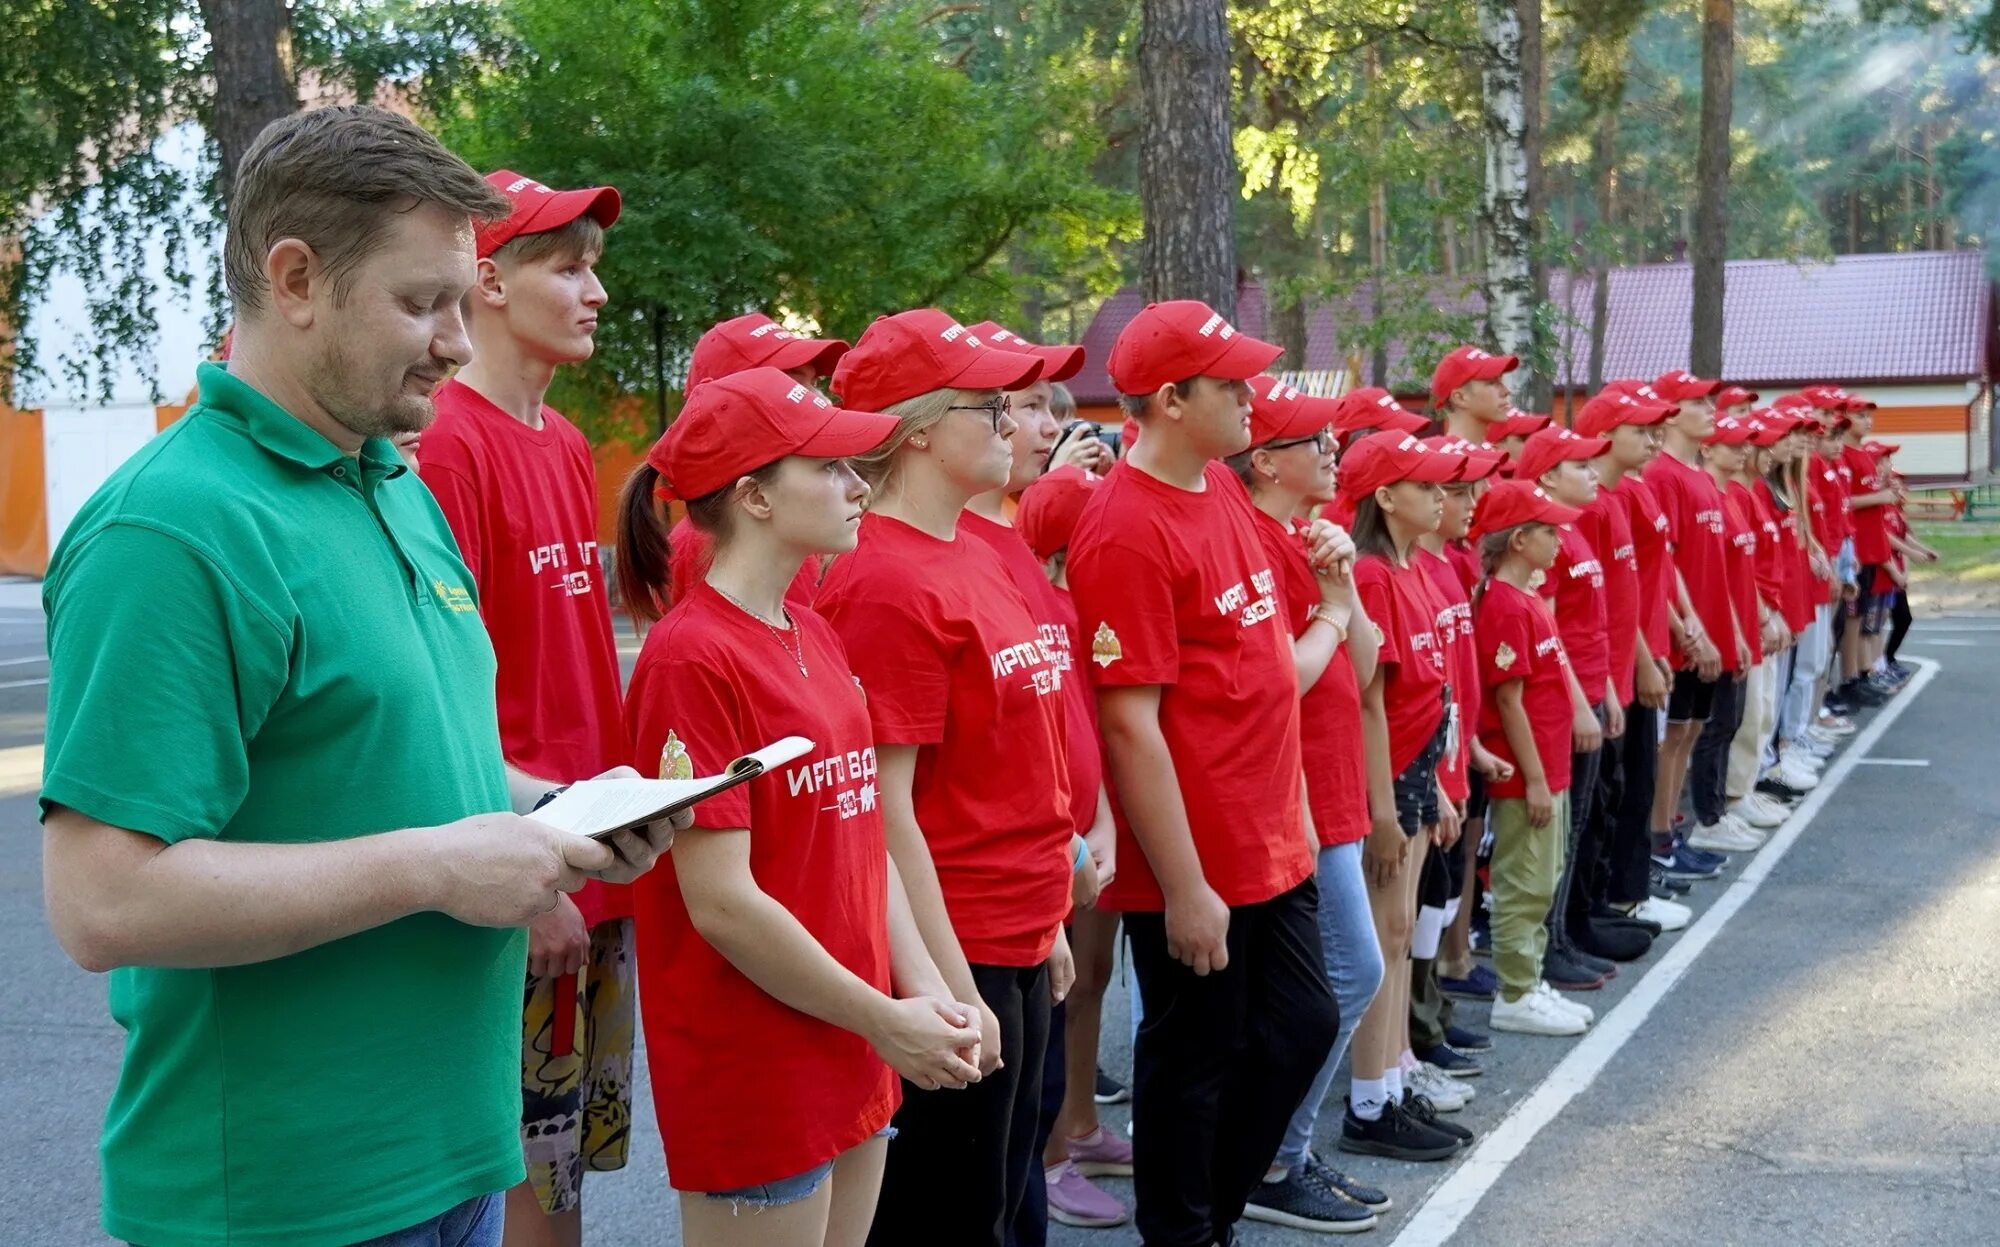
left=40, top=364, right=525, bottom=1247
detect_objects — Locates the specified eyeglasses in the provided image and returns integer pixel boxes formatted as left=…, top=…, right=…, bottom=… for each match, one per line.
left=947, top=398, right=1011, bottom=433
left=1264, top=431, right=1334, bottom=455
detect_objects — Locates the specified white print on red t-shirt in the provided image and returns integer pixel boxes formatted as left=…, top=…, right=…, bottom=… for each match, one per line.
left=787, top=747, right=881, bottom=821
left=1537, top=635, right=1569, bottom=664
left=528, top=539, right=601, bottom=597
left=1435, top=599, right=1470, bottom=645
left=1694, top=507, right=1724, bottom=535
left=1214, top=568, right=1281, bottom=628
left=1731, top=528, right=1757, bottom=556
left=1612, top=542, right=1636, bottom=564
left=991, top=637, right=1066, bottom=697
left=1566, top=558, right=1605, bottom=587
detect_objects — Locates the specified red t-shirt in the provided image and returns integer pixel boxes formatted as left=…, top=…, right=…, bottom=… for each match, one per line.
left=1579, top=490, right=1641, bottom=707
left=1720, top=489, right=1762, bottom=666
left=1738, top=482, right=1789, bottom=615
left=1253, top=509, right=1369, bottom=847
left=1352, top=554, right=1448, bottom=776
left=625, top=584, right=897, bottom=1192
left=1644, top=450, right=1739, bottom=672
left=1613, top=475, right=1673, bottom=664
left=1886, top=505, right=1910, bottom=573
left=1475, top=580, right=1574, bottom=798
left=1067, top=462, right=1312, bottom=910
left=1758, top=479, right=1815, bottom=633
left=1843, top=444, right=1892, bottom=567
left=815, top=514, right=1072, bottom=966
left=1418, top=549, right=1475, bottom=804
left=420, top=379, right=629, bottom=924
left=669, top=517, right=820, bottom=610
left=1811, top=453, right=1852, bottom=545
left=1538, top=524, right=1611, bottom=705
left=961, top=510, right=1102, bottom=838
left=1803, top=463, right=1836, bottom=606
left=1446, top=540, right=1481, bottom=596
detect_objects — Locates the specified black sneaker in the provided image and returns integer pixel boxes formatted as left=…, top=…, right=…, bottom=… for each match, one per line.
left=1592, top=902, right=1663, bottom=938
left=1445, top=1023, right=1493, bottom=1053
left=1756, top=775, right=1808, bottom=801
left=1244, top=1167, right=1378, bottom=1233
left=1338, top=1096, right=1462, bottom=1161
left=1303, top=1153, right=1391, bottom=1212
left=1558, top=940, right=1617, bottom=977
left=1402, top=1089, right=1475, bottom=1143
left=1092, top=1068, right=1129, bottom=1105
left=1543, top=947, right=1608, bottom=990
left=1416, top=1042, right=1484, bottom=1078
left=1573, top=917, right=1652, bottom=963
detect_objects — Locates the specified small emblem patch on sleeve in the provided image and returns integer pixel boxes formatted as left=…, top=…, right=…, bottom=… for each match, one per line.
left=659, top=730, right=694, bottom=781
left=1091, top=621, right=1123, bottom=668
left=1495, top=642, right=1517, bottom=671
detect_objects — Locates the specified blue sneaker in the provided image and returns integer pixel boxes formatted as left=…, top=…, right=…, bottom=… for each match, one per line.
left=1440, top=963, right=1499, bottom=1001
left=1445, top=1024, right=1493, bottom=1053
left=1669, top=835, right=1729, bottom=874
left=1651, top=849, right=1719, bottom=882
left=1416, top=1043, right=1485, bottom=1078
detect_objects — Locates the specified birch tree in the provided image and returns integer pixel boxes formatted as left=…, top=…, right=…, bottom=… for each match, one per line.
left=1479, top=0, right=1535, bottom=401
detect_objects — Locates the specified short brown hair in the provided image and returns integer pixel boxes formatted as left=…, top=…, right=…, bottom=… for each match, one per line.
left=490, top=214, right=606, bottom=269
left=225, top=105, right=512, bottom=314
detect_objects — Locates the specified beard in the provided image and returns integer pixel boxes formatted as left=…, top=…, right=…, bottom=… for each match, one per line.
left=307, top=334, right=446, bottom=442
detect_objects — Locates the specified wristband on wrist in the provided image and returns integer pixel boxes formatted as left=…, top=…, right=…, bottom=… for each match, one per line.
left=1071, top=835, right=1090, bottom=872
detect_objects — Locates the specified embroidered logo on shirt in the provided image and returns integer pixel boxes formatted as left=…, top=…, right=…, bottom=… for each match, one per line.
left=1092, top=621, right=1123, bottom=667
left=660, top=731, right=694, bottom=781
left=1496, top=642, right=1517, bottom=671
left=432, top=580, right=477, bottom=614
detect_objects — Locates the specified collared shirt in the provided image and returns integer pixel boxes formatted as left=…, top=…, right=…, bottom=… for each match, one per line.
left=40, top=362, right=522, bottom=1247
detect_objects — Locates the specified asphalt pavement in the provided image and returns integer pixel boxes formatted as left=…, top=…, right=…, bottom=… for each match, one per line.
left=5, top=580, right=1997, bottom=1246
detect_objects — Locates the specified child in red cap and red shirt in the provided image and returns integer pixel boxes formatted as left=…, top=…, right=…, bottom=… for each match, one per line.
left=416, top=169, right=637, bottom=1236
left=638, top=312, right=850, bottom=615
left=1064, top=300, right=1340, bottom=1247
left=1470, top=481, right=1600, bottom=1037
left=1331, top=430, right=1472, bottom=1163
left=1432, top=344, right=1519, bottom=445
left=1225, top=377, right=1389, bottom=1232
left=810, top=310, right=1075, bottom=1247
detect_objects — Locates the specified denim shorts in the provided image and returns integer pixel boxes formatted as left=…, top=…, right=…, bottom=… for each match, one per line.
left=1393, top=708, right=1452, bottom=834
left=704, top=1126, right=896, bottom=1210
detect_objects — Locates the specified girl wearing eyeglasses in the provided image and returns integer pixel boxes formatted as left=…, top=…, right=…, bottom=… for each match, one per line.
left=813, top=310, right=1077, bottom=1247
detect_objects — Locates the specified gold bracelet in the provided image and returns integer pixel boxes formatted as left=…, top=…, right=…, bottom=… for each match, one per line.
left=1310, top=605, right=1348, bottom=643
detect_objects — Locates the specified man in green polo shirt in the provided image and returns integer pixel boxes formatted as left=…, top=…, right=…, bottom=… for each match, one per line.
left=38, top=106, right=674, bottom=1247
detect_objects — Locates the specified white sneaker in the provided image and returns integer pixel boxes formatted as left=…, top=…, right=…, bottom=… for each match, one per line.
left=1411, top=1062, right=1473, bottom=1110
left=1731, top=797, right=1783, bottom=829
left=1688, top=818, right=1763, bottom=852
left=1492, top=988, right=1587, bottom=1036
left=1535, top=980, right=1595, bottom=1024
left=1803, top=725, right=1841, bottom=746
left=1815, top=714, right=1858, bottom=736
left=1748, top=793, right=1792, bottom=824
left=1724, top=812, right=1770, bottom=845
left=1624, top=895, right=1692, bottom=931
left=1771, top=758, right=1820, bottom=791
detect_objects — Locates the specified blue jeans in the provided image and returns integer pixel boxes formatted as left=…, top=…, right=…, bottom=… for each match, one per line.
left=134, top=1193, right=503, bottom=1247
left=1274, top=841, right=1385, bottom=1170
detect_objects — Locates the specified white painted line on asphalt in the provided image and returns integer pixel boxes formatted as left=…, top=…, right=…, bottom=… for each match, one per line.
left=1390, top=656, right=1941, bottom=1247
left=0, top=655, right=48, bottom=668
left=1858, top=757, right=1930, bottom=766
left=0, top=677, right=50, bottom=690
left=1910, top=638, right=1976, bottom=646
left=0, top=743, right=43, bottom=796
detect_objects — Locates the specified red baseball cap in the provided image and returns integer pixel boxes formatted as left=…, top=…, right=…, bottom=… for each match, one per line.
left=1770, top=392, right=1815, bottom=411
left=646, top=367, right=898, bottom=502
left=1802, top=384, right=1868, bottom=410
left=832, top=309, right=1044, bottom=413
left=1248, top=376, right=1341, bottom=446
left=1427, top=435, right=1506, bottom=481
left=476, top=170, right=622, bottom=259
left=967, top=322, right=1086, bottom=383
left=1703, top=414, right=1757, bottom=447
left=1015, top=465, right=1105, bottom=559
left=1336, top=430, right=1465, bottom=501
left=1713, top=385, right=1760, bottom=409
left=1863, top=439, right=1901, bottom=457
left=1495, top=408, right=1554, bottom=439
left=1743, top=410, right=1798, bottom=447
left=686, top=314, right=849, bottom=393
left=1106, top=300, right=1284, bottom=395
left=1653, top=369, right=1722, bottom=402
left=1430, top=345, right=1519, bottom=407
left=1574, top=390, right=1674, bottom=438
left=1333, top=387, right=1429, bottom=436
left=1469, top=480, right=1583, bottom=540
left=1516, top=426, right=1611, bottom=482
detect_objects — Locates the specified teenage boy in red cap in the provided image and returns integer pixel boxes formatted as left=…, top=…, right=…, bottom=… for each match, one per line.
left=1576, top=391, right=1694, bottom=932
left=1432, top=345, right=1518, bottom=443
left=1643, top=370, right=1750, bottom=864
left=1838, top=397, right=1901, bottom=698
left=1514, top=428, right=1632, bottom=982
left=649, top=312, right=850, bottom=612
left=1066, top=300, right=1340, bottom=1247
left=418, top=169, right=636, bottom=1247
left=1333, top=386, right=1431, bottom=451
left=1729, top=412, right=1806, bottom=829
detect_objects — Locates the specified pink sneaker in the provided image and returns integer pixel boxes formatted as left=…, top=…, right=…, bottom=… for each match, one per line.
left=1046, top=1161, right=1130, bottom=1228
left=1066, top=1125, right=1135, bottom=1177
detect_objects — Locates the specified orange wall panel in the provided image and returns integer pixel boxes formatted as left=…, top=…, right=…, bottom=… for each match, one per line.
left=1868, top=405, right=1967, bottom=435
left=0, top=405, right=49, bottom=576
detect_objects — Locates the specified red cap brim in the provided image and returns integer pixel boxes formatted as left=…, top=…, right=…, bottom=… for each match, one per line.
left=796, top=407, right=902, bottom=459
left=1027, top=343, right=1086, bottom=383
left=765, top=336, right=850, bottom=378
left=1204, top=333, right=1287, bottom=381
left=1406, top=454, right=1465, bottom=484
left=481, top=185, right=622, bottom=257
left=947, top=348, right=1045, bottom=393
left=1457, top=453, right=1506, bottom=482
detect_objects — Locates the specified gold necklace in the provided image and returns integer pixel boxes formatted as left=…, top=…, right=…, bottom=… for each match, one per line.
left=711, top=584, right=808, bottom=677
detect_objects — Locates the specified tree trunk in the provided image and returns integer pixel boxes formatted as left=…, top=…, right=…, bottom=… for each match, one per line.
left=1588, top=104, right=1619, bottom=390
left=197, top=0, right=299, bottom=201
left=1848, top=190, right=1860, bottom=254
left=1270, top=295, right=1308, bottom=367
left=1689, top=0, right=1733, bottom=379
left=1518, top=0, right=1550, bottom=410
left=1479, top=0, right=1534, bottom=399
left=1139, top=0, right=1237, bottom=318
left=1431, top=173, right=1460, bottom=277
